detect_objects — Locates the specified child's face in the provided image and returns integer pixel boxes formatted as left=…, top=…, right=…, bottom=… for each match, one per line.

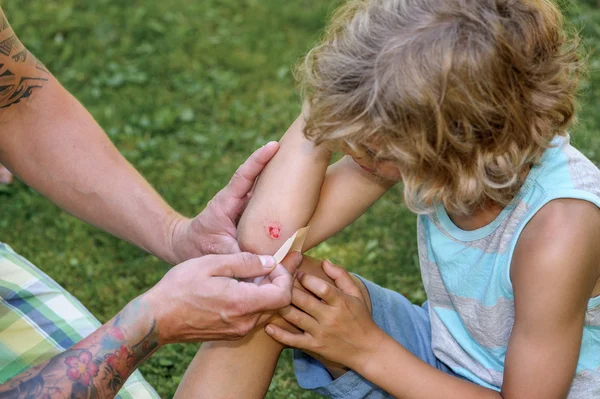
left=341, top=142, right=403, bottom=182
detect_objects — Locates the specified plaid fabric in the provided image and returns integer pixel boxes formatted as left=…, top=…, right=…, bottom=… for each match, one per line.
left=0, top=242, right=160, bottom=399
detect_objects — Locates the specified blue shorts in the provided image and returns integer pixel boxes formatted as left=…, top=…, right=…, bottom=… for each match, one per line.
left=293, top=275, right=461, bottom=398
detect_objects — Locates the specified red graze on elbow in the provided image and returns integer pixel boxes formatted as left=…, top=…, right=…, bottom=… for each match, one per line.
left=268, top=225, right=281, bottom=239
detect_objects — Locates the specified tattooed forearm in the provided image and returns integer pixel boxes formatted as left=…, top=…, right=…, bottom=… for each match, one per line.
left=0, top=297, right=159, bottom=399
left=0, top=7, right=49, bottom=111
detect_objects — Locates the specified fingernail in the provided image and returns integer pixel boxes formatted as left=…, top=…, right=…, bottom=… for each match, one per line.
left=265, top=326, right=274, bottom=335
left=297, top=271, right=305, bottom=280
left=259, top=255, right=276, bottom=269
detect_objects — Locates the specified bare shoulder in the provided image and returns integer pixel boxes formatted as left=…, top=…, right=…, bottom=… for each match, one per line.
left=0, top=7, right=50, bottom=114
left=511, top=198, right=600, bottom=299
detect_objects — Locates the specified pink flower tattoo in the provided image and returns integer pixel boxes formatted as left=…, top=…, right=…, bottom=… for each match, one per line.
left=64, top=351, right=99, bottom=386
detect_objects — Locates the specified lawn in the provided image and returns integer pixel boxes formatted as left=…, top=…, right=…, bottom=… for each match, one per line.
left=1, top=0, right=599, bottom=397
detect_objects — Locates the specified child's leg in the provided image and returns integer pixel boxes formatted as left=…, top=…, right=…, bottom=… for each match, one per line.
left=174, top=321, right=285, bottom=399
left=174, top=256, right=370, bottom=399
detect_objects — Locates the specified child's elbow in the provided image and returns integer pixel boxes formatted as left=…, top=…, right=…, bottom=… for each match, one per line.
left=237, top=214, right=285, bottom=255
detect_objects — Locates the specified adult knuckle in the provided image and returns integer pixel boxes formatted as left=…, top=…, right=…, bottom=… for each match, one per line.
left=231, top=170, right=248, bottom=184
left=219, top=308, right=234, bottom=326
left=241, top=319, right=256, bottom=335
left=231, top=325, right=246, bottom=338
left=229, top=329, right=245, bottom=340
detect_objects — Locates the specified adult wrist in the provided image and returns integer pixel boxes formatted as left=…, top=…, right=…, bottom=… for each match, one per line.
left=140, top=288, right=170, bottom=346
left=159, top=211, right=190, bottom=265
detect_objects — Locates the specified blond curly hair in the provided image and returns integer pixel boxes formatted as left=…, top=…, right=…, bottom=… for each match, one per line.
left=298, top=0, right=582, bottom=215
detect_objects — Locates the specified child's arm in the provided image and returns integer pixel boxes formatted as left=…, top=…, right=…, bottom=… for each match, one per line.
left=237, top=115, right=395, bottom=254
left=267, top=198, right=600, bottom=399
left=303, top=155, right=396, bottom=249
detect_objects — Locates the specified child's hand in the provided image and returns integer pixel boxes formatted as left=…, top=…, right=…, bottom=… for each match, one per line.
left=265, top=260, right=386, bottom=371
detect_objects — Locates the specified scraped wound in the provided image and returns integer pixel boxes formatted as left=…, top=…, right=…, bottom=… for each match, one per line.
left=268, top=225, right=281, bottom=239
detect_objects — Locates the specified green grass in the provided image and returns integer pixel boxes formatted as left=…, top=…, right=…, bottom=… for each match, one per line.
left=1, top=0, right=599, bottom=397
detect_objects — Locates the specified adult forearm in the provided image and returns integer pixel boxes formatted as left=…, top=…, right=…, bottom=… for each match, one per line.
left=0, top=296, right=158, bottom=399
left=0, top=8, right=182, bottom=263
left=356, top=334, right=502, bottom=399
left=0, top=77, right=182, bottom=263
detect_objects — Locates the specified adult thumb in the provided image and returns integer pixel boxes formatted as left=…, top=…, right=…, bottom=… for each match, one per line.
left=210, top=252, right=277, bottom=279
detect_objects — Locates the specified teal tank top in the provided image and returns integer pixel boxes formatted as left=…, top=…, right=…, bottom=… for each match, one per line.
left=419, top=135, right=600, bottom=397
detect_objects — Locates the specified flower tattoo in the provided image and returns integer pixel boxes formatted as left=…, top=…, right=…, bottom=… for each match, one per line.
left=64, top=351, right=99, bottom=386
left=105, top=345, right=135, bottom=376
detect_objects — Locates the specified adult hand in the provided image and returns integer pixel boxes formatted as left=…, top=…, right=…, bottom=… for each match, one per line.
left=167, top=142, right=279, bottom=264
left=146, top=251, right=302, bottom=343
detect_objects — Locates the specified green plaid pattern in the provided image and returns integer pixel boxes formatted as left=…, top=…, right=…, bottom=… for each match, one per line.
left=0, top=242, right=159, bottom=399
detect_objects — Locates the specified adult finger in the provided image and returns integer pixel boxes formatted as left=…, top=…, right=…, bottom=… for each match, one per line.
left=210, top=253, right=277, bottom=279
left=254, top=253, right=299, bottom=286
left=265, top=324, right=313, bottom=350
left=322, top=260, right=362, bottom=297
left=298, top=273, right=341, bottom=306
left=291, top=285, right=327, bottom=318
left=222, top=142, right=279, bottom=200
left=237, top=267, right=293, bottom=313
left=264, top=263, right=293, bottom=294
left=279, top=306, right=317, bottom=332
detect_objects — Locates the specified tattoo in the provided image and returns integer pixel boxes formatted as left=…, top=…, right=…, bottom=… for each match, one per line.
left=0, top=8, right=48, bottom=112
left=0, top=35, right=19, bottom=57
left=11, top=49, right=27, bottom=62
left=0, top=297, right=159, bottom=399
left=35, top=60, right=48, bottom=74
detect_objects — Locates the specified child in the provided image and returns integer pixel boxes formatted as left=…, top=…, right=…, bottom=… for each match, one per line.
left=176, top=0, right=600, bottom=398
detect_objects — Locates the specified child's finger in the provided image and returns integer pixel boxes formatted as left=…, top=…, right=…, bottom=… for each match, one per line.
left=322, top=259, right=362, bottom=298
left=291, top=286, right=327, bottom=318
left=279, top=306, right=317, bottom=333
left=298, top=272, right=341, bottom=306
left=265, top=324, right=313, bottom=350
